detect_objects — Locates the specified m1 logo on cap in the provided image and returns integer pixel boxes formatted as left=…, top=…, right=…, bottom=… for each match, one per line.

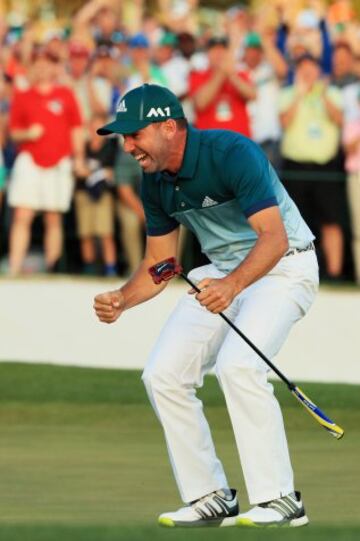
left=146, top=106, right=171, bottom=118
left=117, top=99, right=127, bottom=113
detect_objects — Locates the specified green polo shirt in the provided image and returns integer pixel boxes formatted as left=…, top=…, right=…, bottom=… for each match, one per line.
left=141, top=127, right=314, bottom=273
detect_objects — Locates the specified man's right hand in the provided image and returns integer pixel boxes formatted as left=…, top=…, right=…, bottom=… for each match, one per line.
left=93, top=289, right=125, bottom=324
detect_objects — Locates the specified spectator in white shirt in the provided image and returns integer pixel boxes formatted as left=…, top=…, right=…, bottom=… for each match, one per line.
left=241, top=31, right=288, bottom=169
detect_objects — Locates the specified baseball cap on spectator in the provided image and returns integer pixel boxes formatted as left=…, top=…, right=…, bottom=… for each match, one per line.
left=97, top=84, right=185, bottom=135
left=159, top=32, right=178, bottom=48
left=244, top=32, right=262, bottom=49
left=69, top=41, right=91, bottom=58
left=207, top=36, right=229, bottom=49
left=128, top=33, right=149, bottom=49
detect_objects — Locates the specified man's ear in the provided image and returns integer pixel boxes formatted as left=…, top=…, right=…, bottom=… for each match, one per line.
left=162, top=119, right=177, bottom=139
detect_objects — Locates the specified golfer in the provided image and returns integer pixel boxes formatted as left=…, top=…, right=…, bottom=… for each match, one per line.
left=93, top=84, right=318, bottom=528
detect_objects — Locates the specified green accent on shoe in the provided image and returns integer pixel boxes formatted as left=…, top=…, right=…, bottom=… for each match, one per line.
left=158, top=517, right=175, bottom=528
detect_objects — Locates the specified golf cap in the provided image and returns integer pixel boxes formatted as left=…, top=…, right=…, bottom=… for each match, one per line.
left=97, top=84, right=185, bottom=135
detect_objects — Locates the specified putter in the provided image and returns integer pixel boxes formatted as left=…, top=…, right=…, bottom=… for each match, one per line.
left=148, top=257, right=344, bottom=440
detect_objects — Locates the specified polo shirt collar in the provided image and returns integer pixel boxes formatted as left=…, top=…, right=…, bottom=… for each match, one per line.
left=156, top=126, right=201, bottom=183
left=177, top=126, right=201, bottom=180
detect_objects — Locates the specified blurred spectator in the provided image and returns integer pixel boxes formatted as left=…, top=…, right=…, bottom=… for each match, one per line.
left=7, top=48, right=85, bottom=276
left=44, top=30, right=68, bottom=63
left=277, top=2, right=332, bottom=84
left=3, top=24, right=34, bottom=91
left=0, top=68, right=10, bottom=214
left=74, top=113, right=118, bottom=276
left=0, top=142, right=5, bottom=214
left=114, top=145, right=145, bottom=275
left=92, top=6, right=120, bottom=45
left=154, top=30, right=194, bottom=122
left=154, top=32, right=189, bottom=99
left=90, top=44, right=120, bottom=109
left=331, top=42, right=360, bottom=122
left=72, top=0, right=121, bottom=47
left=157, top=0, right=199, bottom=34
left=177, top=31, right=197, bottom=61
left=241, top=30, right=288, bottom=168
left=65, top=41, right=113, bottom=124
left=125, top=33, right=168, bottom=91
left=328, top=0, right=355, bottom=26
left=343, top=94, right=360, bottom=284
left=189, top=36, right=255, bottom=134
left=331, top=41, right=358, bottom=88
left=279, top=53, right=345, bottom=280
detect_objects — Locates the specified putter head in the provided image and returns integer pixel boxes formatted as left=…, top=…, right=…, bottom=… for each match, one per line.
left=148, top=257, right=183, bottom=284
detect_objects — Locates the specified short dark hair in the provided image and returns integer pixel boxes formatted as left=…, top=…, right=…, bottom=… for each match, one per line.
left=207, top=36, right=229, bottom=49
left=295, top=52, right=321, bottom=68
left=334, top=41, right=353, bottom=56
left=152, top=118, right=188, bottom=132
left=175, top=118, right=188, bottom=130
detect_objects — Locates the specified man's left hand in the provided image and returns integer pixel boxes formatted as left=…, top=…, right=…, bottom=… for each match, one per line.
left=189, top=277, right=238, bottom=314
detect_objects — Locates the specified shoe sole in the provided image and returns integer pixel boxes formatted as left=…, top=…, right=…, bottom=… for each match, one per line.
left=237, top=515, right=309, bottom=528
left=159, top=516, right=238, bottom=528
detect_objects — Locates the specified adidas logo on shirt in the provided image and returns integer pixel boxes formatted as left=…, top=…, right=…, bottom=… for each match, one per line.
left=201, top=196, right=219, bottom=208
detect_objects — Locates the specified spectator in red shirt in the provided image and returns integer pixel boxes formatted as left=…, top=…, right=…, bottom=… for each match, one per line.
left=189, top=36, right=256, bottom=135
left=8, top=47, right=85, bottom=275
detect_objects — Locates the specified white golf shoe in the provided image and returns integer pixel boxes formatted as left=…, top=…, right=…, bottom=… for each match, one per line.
left=237, top=491, right=309, bottom=528
left=158, top=488, right=239, bottom=527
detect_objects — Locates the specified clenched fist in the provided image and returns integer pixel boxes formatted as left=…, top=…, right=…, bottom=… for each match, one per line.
left=93, top=289, right=125, bottom=324
left=189, top=277, right=238, bottom=314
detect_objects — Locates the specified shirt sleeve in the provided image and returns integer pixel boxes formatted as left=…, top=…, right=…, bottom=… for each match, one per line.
left=222, top=140, right=278, bottom=218
left=9, top=91, right=27, bottom=130
left=140, top=175, right=179, bottom=236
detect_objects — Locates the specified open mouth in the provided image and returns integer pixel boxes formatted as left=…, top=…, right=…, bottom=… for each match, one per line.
left=134, top=152, right=150, bottom=166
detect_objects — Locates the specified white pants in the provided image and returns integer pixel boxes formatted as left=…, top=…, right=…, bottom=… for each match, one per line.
left=142, top=251, right=319, bottom=505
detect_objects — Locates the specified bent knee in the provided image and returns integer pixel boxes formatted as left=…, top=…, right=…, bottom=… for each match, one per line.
left=216, top=348, right=267, bottom=382
left=142, top=365, right=183, bottom=395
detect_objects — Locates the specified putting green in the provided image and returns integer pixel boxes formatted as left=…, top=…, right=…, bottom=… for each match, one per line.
left=0, top=363, right=358, bottom=541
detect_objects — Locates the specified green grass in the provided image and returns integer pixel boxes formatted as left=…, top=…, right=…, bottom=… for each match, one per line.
left=0, top=363, right=359, bottom=540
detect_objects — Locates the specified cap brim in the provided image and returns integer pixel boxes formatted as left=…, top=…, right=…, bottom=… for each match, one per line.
left=97, top=119, right=150, bottom=136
